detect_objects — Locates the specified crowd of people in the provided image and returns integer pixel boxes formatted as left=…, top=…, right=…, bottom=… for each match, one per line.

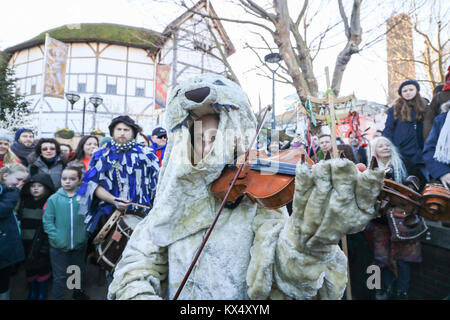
left=0, top=69, right=449, bottom=300
left=259, top=75, right=450, bottom=300
left=0, top=122, right=168, bottom=300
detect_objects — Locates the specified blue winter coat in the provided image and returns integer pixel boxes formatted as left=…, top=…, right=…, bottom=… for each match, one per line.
left=0, top=185, right=25, bottom=269
left=383, top=107, right=424, bottom=165
left=423, top=112, right=450, bottom=181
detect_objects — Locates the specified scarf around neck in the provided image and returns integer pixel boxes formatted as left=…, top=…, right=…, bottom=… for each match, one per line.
left=434, top=111, right=450, bottom=164
left=41, top=156, right=58, bottom=168
left=10, top=141, right=35, bottom=160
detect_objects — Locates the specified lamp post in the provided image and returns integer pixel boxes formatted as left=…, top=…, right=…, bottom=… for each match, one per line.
left=264, top=52, right=282, bottom=132
left=89, top=94, right=103, bottom=131
left=65, top=92, right=80, bottom=110
left=65, top=92, right=103, bottom=136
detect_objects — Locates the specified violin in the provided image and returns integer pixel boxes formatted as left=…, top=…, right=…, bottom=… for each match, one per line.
left=211, top=148, right=314, bottom=209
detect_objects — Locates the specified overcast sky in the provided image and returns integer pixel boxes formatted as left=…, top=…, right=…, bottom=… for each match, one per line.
left=1, top=0, right=434, bottom=113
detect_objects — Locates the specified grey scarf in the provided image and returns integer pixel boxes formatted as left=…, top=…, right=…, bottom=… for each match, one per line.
left=10, top=141, right=35, bottom=166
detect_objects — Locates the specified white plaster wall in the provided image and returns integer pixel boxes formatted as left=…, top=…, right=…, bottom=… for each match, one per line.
left=71, top=58, right=96, bottom=73
left=28, top=47, right=43, bottom=61
left=11, top=51, right=27, bottom=65
left=100, top=44, right=127, bottom=60
left=127, top=61, right=153, bottom=79
left=71, top=43, right=95, bottom=57
left=27, top=60, right=43, bottom=77
left=98, top=59, right=126, bottom=76
left=128, top=47, right=152, bottom=63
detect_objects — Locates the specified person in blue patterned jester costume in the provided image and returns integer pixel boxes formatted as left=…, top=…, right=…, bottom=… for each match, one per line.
left=77, top=115, right=160, bottom=237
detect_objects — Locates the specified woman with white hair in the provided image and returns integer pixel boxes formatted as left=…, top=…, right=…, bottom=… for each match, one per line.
left=364, top=136, right=422, bottom=300
left=0, top=129, right=20, bottom=169
left=366, top=136, right=407, bottom=183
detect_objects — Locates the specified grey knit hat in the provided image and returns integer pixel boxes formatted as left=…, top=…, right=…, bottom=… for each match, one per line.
left=0, top=129, right=13, bottom=144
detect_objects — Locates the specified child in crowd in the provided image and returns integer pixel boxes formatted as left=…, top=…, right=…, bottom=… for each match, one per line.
left=43, top=166, right=90, bottom=300
left=18, top=173, right=55, bottom=300
left=0, top=163, right=29, bottom=300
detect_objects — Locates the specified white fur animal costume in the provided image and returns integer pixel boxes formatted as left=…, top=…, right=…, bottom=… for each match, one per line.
left=108, top=74, right=384, bottom=300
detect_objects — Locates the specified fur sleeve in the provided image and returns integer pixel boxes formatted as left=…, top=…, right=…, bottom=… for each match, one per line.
left=108, top=214, right=169, bottom=300
left=247, top=159, right=384, bottom=300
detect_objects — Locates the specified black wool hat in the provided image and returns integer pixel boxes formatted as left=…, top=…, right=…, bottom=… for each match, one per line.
left=21, top=172, right=56, bottom=198
left=108, top=115, right=142, bottom=138
left=398, top=80, right=420, bottom=96
left=152, top=127, right=167, bottom=137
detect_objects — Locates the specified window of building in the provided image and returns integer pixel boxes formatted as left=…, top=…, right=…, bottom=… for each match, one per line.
left=106, top=84, right=117, bottom=94
left=135, top=87, right=145, bottom=97
left=30, top=84, right=36, bottom=95
left=78, top=82, right=87, bottom=93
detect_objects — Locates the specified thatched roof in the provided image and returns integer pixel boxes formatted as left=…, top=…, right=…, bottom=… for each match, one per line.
left=5, top=1, right=236, bottom=61
left=5, top=23, right=162, bottom=55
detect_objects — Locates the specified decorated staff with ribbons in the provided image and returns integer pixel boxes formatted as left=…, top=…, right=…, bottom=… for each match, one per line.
left=77, top=115, right=159, bottom=237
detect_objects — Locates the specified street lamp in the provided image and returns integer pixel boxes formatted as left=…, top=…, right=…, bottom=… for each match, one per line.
left=65, top=92, right=103, bottom=136
left=89, top=95, right=103, bottom=110
left=89, top=94, right=103, bottom=130
left=264, top=52, right=282, bottom=132
left=65, top=92, right=80, bottom=110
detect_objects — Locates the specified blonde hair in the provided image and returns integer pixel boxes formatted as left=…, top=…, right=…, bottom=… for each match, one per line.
left=0, top=163, right=29, bottom=184
left=0, top=138, right=19, bottom=165
left=367, top=136, right=407, bottom=183
left=2, top=148, right=20, bottom=166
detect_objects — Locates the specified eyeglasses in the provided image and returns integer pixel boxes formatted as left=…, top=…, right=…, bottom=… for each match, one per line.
left=158, top=135, right=167, bottom=139
left=42, top=147, right=56, bottom=151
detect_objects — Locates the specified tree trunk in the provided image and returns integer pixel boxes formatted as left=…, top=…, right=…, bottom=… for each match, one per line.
left=273, top=0, right=312, bottom=100
left=332, top=0, right=362, bottom=95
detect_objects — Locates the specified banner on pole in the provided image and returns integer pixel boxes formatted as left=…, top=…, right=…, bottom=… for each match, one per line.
left=42, top=35, right=68, bottom=99
left=155, top=64, right=171, bottom=110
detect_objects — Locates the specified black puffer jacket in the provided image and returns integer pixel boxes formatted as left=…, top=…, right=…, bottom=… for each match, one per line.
left=18, top=173, right=55, bottom=244
left=0, top=185, right=24, bottom=269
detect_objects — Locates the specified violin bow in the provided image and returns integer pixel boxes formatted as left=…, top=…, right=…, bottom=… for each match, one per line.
left=114, top=198, right=152, bottom=210
left=172, top=105, right=272, bottom=300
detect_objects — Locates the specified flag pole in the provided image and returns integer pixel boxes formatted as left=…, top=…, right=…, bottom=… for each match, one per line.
left=38, top=34, right=50, bottom=138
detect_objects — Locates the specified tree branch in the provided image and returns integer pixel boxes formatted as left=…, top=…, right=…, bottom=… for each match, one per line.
left=294, top=0, right=309, bottom=29
left=180, top=2, right=276, bottom=36
left=273, top=0, right=312, bottom=97
left=413, top=18, right=439, bottom=53
left=206, top=22, right=241, bottom=86
left=239, top=0, right=277, bottom=24
left=331, top=0, right=362, bottom=95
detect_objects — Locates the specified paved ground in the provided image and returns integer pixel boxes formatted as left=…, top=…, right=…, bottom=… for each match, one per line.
left=10, top=258, right=109, bottom=300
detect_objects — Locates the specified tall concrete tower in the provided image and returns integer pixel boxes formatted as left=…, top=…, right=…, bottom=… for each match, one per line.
left=386, top=13, right=416, bottom=105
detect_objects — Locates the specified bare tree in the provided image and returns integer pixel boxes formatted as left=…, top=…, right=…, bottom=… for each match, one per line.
left=132, top=0, right=441, bottom=105
left=176, top=0, right=364, bottom=100
left=412, top=0, right=450, bottom=92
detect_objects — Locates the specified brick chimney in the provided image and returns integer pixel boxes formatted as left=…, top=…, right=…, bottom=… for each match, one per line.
left=386, top=14, right=416, bottom=105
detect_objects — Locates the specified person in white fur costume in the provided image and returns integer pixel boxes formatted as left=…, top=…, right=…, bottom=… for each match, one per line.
left=108, top=73, right=385, bottom=300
